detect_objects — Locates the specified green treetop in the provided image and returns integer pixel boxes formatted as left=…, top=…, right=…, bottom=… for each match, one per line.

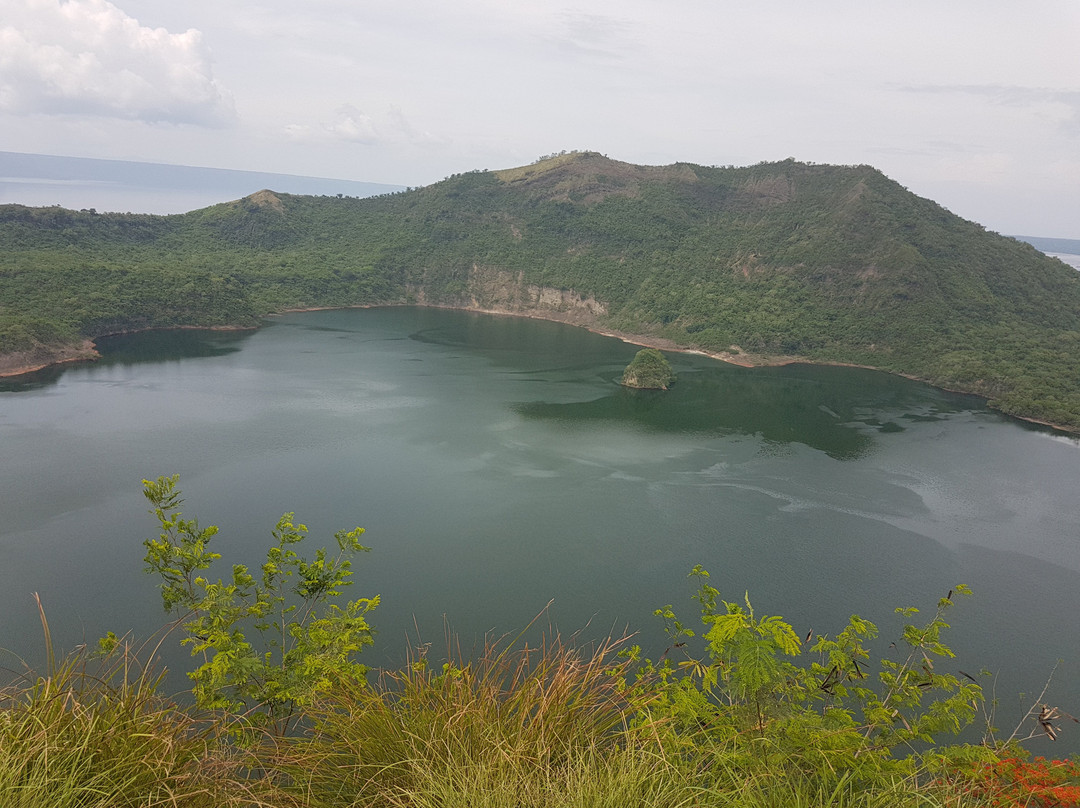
left=621, top=348, right=676, bottom=390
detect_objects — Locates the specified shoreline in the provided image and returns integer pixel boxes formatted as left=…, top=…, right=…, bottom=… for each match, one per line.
left=0, top=325, right=255, bottom=380
left=277, top=303, right=1077, bottom=434
left=0, top=340, right=100, bottom=378
left=3, top=304, right=1076, bottom=435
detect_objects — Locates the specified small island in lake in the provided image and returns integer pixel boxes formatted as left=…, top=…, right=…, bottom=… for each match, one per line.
left=621, top=348, right=676, bottom=389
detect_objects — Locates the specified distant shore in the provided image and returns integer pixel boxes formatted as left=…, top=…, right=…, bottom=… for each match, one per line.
left=280, top=303, right=1080, bottom=435
left=0, top=326, right=252, bottom=379
left=0, top=340, right=100, bottom=377
left=2, top=304, right=1076, bottom=436
left=0, top=305, right=776, bottom=380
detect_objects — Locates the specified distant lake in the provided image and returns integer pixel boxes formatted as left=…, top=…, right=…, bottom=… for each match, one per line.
left=2, top=307, right=1079, bottom=749
left=0, top=150, right=403, bottom=214
left=1045, top=252, right=1080, bottom=271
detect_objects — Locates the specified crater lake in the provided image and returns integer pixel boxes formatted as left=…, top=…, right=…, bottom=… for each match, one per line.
left=2, top=307, right=1078, bottom=748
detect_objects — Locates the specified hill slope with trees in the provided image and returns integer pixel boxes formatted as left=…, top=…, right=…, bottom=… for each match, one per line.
left=3, top=151, right=1079, bottom=428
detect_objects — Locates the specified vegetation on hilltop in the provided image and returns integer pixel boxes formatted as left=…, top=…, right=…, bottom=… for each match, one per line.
left=3, top=151, right=1080, bottom=428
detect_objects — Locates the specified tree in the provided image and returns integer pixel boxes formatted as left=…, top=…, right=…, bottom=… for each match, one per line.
left=643, top=566, right=982, bottom=774
left=141, top=475, right=378, bottom=733
left=621, top=348, right=677, bottom=389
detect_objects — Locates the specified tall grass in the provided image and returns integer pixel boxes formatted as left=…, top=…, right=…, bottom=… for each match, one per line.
left=277, top=631, right=706, bottom=807
left=0, top=615, right=999, bottom=807
left=0, top=599, right=260, bottom=808
left=270, top=631, right=981, bottom=808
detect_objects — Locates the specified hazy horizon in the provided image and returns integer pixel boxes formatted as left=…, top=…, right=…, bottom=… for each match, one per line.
left=0, top=150, right=404, bottom=214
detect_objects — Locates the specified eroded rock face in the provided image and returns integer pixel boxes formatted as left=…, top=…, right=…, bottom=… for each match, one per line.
left=0, top=340, right=99, bottom=378
left=406, top=265, right=608, bottom=326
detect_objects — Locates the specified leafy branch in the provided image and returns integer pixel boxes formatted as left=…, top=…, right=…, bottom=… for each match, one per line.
left=141, top=474, right=378, bottom=735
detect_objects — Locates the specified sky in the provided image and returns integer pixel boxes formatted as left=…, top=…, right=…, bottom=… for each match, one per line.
left=1, top=0, right=1078, bottom=237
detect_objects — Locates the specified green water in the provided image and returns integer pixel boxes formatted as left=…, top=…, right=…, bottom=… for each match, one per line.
left=2, top=307, right=1079, bottom=748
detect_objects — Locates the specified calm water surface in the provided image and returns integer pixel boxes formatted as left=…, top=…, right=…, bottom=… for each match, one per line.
left=2, top=307, right=1079, bottom=747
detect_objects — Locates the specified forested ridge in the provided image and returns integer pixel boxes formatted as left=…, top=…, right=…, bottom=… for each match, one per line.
left=3, top=150, right=1079, bottom=429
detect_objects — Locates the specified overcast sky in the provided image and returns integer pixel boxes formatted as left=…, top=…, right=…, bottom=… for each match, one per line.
left=1, top=0, right=1078, bottom=237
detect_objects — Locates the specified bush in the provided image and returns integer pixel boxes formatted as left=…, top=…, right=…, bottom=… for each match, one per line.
left=621, top=348, right=677, bottom=389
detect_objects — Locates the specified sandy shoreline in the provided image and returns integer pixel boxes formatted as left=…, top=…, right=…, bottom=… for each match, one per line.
left=2, top=304, right=1074, bottom=435
left=276, top=303, right=1054, bottom=424
left=0, top=340, right=101, bottom=378
left=0, top=302, right=795, bottom=379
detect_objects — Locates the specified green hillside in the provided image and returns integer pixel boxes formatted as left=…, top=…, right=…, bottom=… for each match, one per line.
left=3, top=151, right=1079, bottom=429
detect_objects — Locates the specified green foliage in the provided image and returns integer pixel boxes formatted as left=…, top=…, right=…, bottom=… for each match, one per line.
left=621, top=347, right=676, bottom=389
left=142, top=474, right=377, bottom=732
left=642, top=567, right=982, bottom=784
left=6, top=480, right=1069, bottom=805
left=2, top=483, right=1065, bottom=807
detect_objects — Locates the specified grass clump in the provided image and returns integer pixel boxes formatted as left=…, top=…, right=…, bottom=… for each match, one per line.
left=0, top=606, right=255, bottom=807
left=0, top=616, right=1041, bottom=808
left=278, top=631, right=700, bottom=807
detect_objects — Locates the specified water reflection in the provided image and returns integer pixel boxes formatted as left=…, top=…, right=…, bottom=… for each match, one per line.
left=0, top=329, right=252, bottom=392
left=93, top=329, right=252, bottom=365
left=515, top=363, right=984, bottom=461
left=0, top=364, right=67, bottom=392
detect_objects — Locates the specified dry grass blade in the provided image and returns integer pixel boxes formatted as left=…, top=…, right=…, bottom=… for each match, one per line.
left=0, top=634, right=261, bottom=807
left=275, top=629, right=664, bottom=806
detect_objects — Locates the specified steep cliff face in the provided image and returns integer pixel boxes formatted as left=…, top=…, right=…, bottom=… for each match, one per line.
left=407, top=265, right=607, bottom=324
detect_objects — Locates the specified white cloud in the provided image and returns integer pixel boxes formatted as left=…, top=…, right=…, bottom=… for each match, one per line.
left=0, top=0, right=234, bottom=125
left=284, top=104, right=437, bottom=147
left=546, top=12, right=634, bottom=61
left=326, top=105, right=380, bottom=144
left=897, top=84, right=1080, bottom=137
